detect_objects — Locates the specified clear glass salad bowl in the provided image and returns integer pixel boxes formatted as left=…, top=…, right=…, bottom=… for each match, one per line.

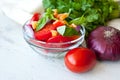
left=23, top=21, right=85, bottom=57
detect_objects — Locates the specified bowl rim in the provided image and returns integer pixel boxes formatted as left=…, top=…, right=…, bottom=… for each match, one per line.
left=23, top=20, right=85, bottom=45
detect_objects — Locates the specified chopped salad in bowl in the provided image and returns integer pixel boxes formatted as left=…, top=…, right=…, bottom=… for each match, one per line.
left=23, top=8, right=85, bottom=57
left=22, top=0, right=120, bottom=73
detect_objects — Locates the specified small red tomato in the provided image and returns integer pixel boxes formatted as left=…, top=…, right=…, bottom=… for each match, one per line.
left=64, top=47, right=96, bottom=73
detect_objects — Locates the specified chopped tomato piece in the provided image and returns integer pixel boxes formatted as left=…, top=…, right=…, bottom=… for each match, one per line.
left=34, top=22, right=54, bottom=41
left=46, top=35, right=72, bottom=48
left=68, top=35, right=80, bottom=40
left=53, top=20, right=64, bottom=29
left=42, top=22, right=54, bottom=30
left=47, top=35, right=71, bottom=43
left=29, top=13, right=40, bottom=27
left=34, top=30, right=52, bottom=41
left=30, top=13, right=40, bottom=22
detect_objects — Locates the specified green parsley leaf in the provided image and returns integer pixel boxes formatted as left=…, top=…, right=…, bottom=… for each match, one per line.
left=86, top=14, right=99, bottom=22
left=43, top=0, right=120, bottom=37
left=69, top=15, right=86, bottom=25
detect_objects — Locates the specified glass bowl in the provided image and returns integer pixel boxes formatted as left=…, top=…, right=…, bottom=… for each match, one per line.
left=23, top=21, right=85, bottom=58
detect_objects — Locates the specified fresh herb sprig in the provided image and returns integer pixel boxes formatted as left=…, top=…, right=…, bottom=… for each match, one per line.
left=36, top=8, right=56, bottom=31
left=43, top=0, right=120, bottom=36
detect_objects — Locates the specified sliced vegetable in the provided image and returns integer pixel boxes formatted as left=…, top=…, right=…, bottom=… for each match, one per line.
left=36, top=8, right=57, bottom=31
left=74, top=26, right=81, bottom=32
left=53, top=20, right=64, bottom=29
left=34, top=22, right=54, bottom=41
left=56, top=13, right=69, bottom=20
left=30, top=8, right=82, bottom=43
left=24, top=24, right=34, bottom=38
left=67, top=35, right=80, bottom=40
left=34, top=30, right=52, bottom=41
left=30, top=13, right=40, bottom=22
left=87, top=26, right=120, bottom=61
left=47, top=35, right=71, bottom=43
left=57, top=25, right=79, bottom=36
left=57, top=25, right=66, bottom=36
left=29, top=13, right=40, bottom=27
left=50, top=30, right=58, bottom=37
left=36, top=16, right=49, bottom=31
left=31, top=21, right=38, bottom=30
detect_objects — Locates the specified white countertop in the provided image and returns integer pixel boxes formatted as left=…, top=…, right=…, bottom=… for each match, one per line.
left=0, top=0, right=120, bottom=80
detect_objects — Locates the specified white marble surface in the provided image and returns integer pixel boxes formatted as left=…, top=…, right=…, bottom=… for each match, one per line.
left=1, top=0, right=44, bottom=25
left=0, top=0, right=120, bottom=80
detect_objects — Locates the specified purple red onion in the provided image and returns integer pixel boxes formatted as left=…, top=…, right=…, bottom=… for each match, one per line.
left=87, top=26, right=120, bottom=61
left=75, top=26, right=81, bottom=32
left=24, top=24, right=34, bottom=38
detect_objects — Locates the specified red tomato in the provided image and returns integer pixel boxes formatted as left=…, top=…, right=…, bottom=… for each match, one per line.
left=30, top=13, right=40, bottom=22
left=47, top=35, right=71, bottom=43
left=34, top=22, right=54, bottom=41
left=43, top=22, right=54, bottom=30
left=34, top=30, right=52, bottom=41
left=53, top=20, right=64, bottom=29
left=64, top=47, right=96, bottom=73
left=46, top=35, right=72, bottom=48
left=29, top=13, right=40, bottom=27
left=68, top=35, right=80, bottom=40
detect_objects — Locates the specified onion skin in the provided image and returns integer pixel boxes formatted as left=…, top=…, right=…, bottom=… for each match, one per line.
left=75, top=26, right=81, bottom=32
left=87, top=26, right=120, bottom=61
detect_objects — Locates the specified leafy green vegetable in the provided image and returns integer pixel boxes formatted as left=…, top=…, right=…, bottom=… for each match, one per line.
left=36, top=8, right=56, bottom=31
left=69, top=15, right=86, bottom=25
left=42, top=0, right=120, bottom=37
left=57, top=25, right=79, bottom=36
left=36, top=16, right=48, bottom=31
